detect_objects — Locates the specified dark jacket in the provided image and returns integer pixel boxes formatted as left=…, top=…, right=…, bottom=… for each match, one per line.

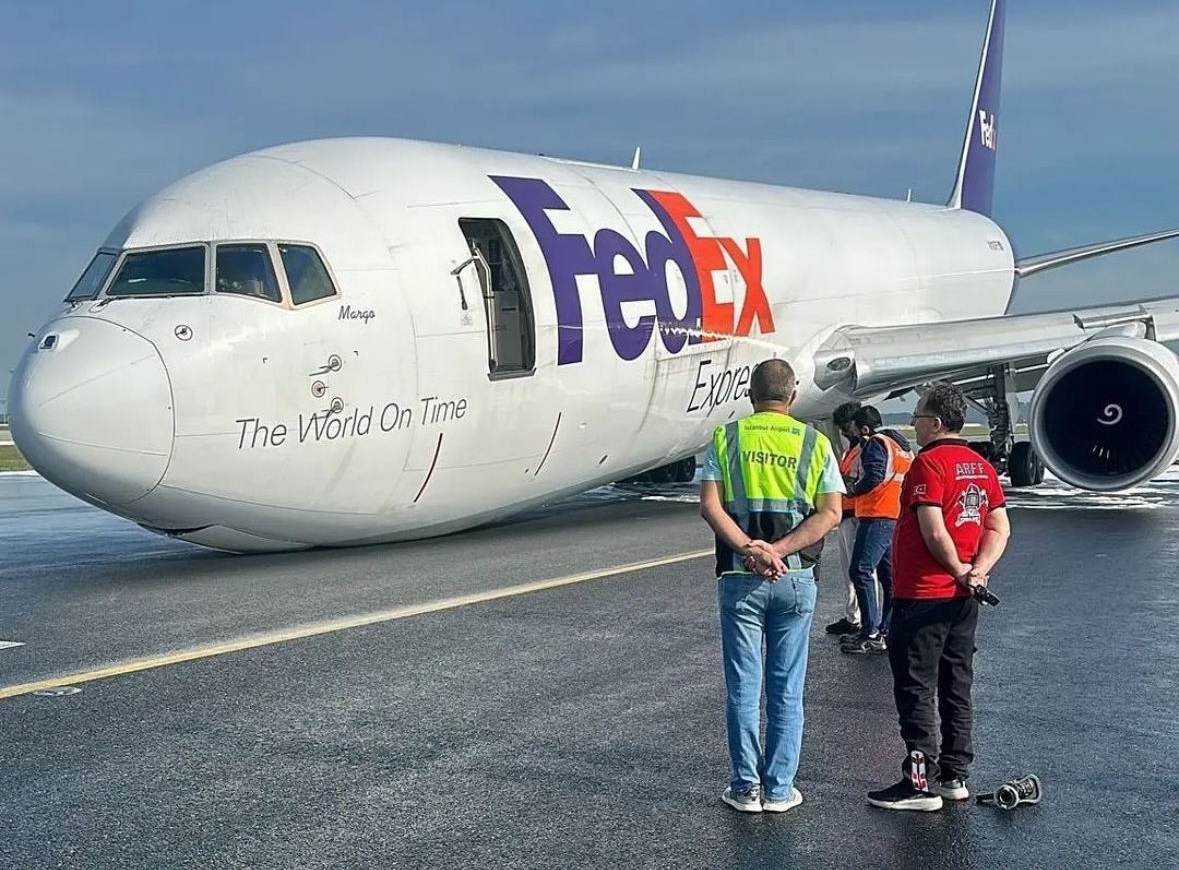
left=851, top=428, right=913, bottom=497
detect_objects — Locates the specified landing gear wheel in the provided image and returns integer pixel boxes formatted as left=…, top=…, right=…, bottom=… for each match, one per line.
left=674, top=456, right=697, bottom=483
left=1009, top=441, right=1042, bottom=488
left=649, top=464, right=676, bottom=485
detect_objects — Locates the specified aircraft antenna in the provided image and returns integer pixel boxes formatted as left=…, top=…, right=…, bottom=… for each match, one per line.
left=631, top=146, right=642, bottom=170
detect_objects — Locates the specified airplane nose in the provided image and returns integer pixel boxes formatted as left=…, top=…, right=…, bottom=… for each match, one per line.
left=9, top=317, right=174, bottom=508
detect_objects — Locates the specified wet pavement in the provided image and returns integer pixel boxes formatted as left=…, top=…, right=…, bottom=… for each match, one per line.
left=0, top=471, right=1176, bottom=868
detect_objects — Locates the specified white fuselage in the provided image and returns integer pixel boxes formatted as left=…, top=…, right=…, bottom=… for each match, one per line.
left=10, top=137, right=1015, bottom=551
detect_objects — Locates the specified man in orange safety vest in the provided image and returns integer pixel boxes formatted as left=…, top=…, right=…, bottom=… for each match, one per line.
left=826, top=401, right=865, bottom=636
left=840, top=404, right=914, bottom=655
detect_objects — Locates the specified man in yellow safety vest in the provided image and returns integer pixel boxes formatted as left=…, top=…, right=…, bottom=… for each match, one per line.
left=699, top=359, right=844, bottom=813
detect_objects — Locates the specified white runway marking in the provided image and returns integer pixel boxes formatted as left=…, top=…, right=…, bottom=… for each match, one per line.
left=0, top=641, right=26, bottom=651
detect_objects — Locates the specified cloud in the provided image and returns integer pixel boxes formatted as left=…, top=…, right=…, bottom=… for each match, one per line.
left=0, top=93, right=218, bottom=211
left=1011, top=243, right=1179, bottom=314
left=491, top=5, right=1179, bottom=112
left=1004, top=5, right=1179, bottom=90
left=545, top=24, right=605, bottom=57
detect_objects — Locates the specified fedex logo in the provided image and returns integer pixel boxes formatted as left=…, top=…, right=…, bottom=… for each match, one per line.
left=492, top=176, right=775, bottom=365
left=978, top=110, right=997, bottom=150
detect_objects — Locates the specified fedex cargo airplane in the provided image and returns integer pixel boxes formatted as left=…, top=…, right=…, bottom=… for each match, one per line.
left=10, top=0, right=1179, bottom=552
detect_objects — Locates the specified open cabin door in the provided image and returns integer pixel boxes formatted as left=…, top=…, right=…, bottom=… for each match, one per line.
left=458, top=218, right=536, bottom=379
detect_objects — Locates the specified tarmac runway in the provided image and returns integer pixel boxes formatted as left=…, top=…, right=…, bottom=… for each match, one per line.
left=1, top=471, right=1176, bottom=869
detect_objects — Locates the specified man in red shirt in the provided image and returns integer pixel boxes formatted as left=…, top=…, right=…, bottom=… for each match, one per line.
left=867, top=382, right=1011, bottom=811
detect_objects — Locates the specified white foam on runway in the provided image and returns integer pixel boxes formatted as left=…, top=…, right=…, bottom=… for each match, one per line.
left=1004, top=464, right=1179, bottom=511
left=573, top=464, right=1179, bottom=512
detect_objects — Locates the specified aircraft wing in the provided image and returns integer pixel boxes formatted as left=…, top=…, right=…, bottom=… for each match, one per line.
left=812, top=297, right=1179, bottom=398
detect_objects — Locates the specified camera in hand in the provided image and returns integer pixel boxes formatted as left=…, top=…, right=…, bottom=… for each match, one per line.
left=971, top=585, right=1000, bottom=606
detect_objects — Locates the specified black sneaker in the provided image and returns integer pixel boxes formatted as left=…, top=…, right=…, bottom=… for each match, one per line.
left=867, top=779, right=943, bottom=812
left=825, top=618, right=861, bottom=635
left=930, top=778, right=970, bottom=801
left=842, top=634, right=887, bottom=655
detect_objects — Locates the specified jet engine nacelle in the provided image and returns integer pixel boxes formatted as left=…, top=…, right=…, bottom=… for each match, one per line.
left=1029, top=335, right=1179, bottom=491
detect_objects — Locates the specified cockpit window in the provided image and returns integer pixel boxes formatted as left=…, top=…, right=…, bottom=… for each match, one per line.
left=66, top=251, right=118, bottom=301
left=106, top=246, right=206, bottom=298
left=279, top=244, right=337, bottom=305
left=215, top=244, right=281, bottom=303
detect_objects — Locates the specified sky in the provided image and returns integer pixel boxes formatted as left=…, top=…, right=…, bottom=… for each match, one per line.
left=2, top=0, right=1179, bottom=406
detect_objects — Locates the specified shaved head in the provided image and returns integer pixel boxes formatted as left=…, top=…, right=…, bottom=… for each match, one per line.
left=750, top=359, right=797, bottom=404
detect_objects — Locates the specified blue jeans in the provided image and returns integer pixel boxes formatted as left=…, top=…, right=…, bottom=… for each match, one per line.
left=718, top=570, right=816, bottom=801
left=850, top=518, right=894, bottom=635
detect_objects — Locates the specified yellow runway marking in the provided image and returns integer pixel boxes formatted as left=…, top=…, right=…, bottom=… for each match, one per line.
left=0, top=548, right=712, bottom=701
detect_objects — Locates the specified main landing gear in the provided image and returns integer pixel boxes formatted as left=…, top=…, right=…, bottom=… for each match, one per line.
left=620, top=456, right=698, bottom=485
left=954, top=365, right=1044, bottom=488
left=1007, top=441, right=1044, bottom=488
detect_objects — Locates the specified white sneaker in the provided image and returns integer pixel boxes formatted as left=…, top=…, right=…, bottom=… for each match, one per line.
left=722, top=785, right=763, bottom=812
left=762, top=787, right=803, bottom=813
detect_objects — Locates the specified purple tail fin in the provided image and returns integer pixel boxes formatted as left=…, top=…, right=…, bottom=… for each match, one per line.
left=947, top=0, right=1005, bottom=216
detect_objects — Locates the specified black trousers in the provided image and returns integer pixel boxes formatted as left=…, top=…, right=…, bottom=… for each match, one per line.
left=888, top=596, right=979, bottom=782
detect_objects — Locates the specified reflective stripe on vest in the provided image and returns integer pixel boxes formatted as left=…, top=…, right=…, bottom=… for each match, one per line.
left=713, top=412, right=830, bottom=572
left=854, top=433, right=914, bottom=519
left=839, top=443, right=862, bottom=515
